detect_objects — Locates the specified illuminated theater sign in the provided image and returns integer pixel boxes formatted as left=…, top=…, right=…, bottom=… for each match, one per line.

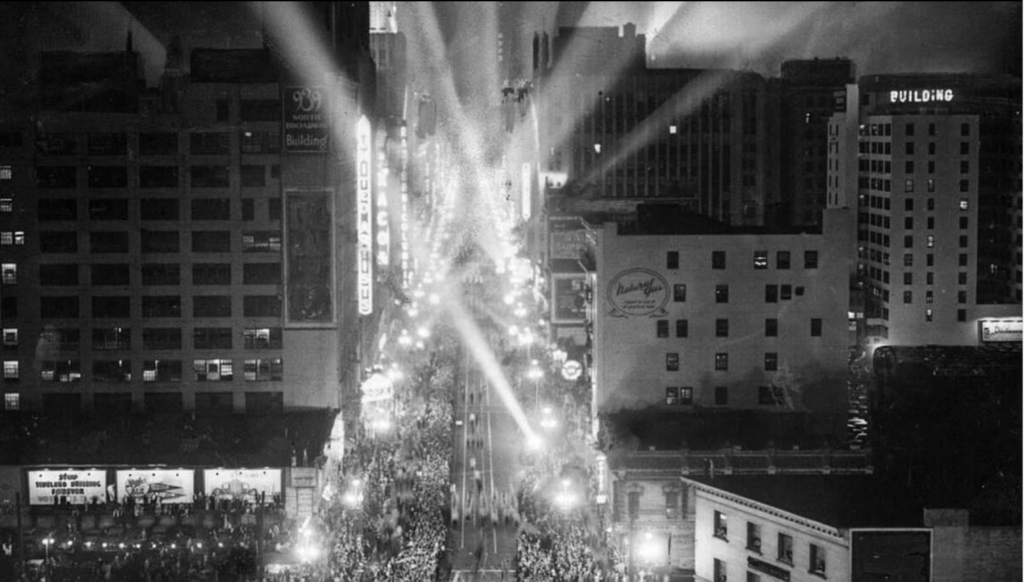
left=889, top=89, right=954, bottom=104
left=357, top=115, right=373, bottom=316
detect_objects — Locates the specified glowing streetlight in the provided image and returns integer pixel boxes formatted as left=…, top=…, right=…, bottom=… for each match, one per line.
left=416, top=326, right=430, bottom=339
left=428, top=293, right=440, bottom=305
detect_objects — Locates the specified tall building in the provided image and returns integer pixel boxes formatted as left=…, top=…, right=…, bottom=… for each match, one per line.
left=535, top=25, right=773, bottom=227
left=593, top=208, right=854, bottom=440
left=777, top=59, right=855, bottom=227
left=829, top=74, right=1022, bottom=346
left=0, top=3, right=378, bottom=414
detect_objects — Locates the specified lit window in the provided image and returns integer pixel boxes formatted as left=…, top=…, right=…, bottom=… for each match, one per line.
left=243, top=358, right=283, bottom=381
left=2, top=361, right=18, bottom=380
left=193, top=358, right=233, bottom=382
left=810, top=543, right=827, bottom=576
left=593, top=143, right=602, bottom=154
left=0, top=166, right=10, bottom=180
left=1, top=263, right=15, bottom=285
left=753, top=251, right=768, bottom=269
left=715, top=353, right=728, bottom=371
left=3, top=393, right=18, bottom=410
left=669, top=125, right=677, bottom=134
left=0, top=232, right=10, bottom=245
left=925, top=308, right=933, bottom=322
left=0, top=199, right=11, bottom=213
left=665, top=353, right=679, bottom=372
left=927, top=235, right=934, bottom=248
left=714, top=511, right=728, bottom=539
left=2, top=328, right=15, bottom=347
left=959, top=198, right=968, bottom=210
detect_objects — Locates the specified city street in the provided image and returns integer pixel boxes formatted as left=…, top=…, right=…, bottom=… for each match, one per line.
left=450, top=345, right=522, bottom=580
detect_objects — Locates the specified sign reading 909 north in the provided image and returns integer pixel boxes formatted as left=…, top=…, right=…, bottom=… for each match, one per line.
left=284, top=87, right=330, bottom=153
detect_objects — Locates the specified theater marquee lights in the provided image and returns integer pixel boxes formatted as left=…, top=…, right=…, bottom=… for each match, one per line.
left=357, top=115, right=373, bottom=316
left=889, top=89, right=954, bottom=104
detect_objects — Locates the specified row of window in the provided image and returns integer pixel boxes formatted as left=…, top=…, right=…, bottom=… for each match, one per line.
left=24, top=198, right=282, bottom=222
left=666, top=250, right=819, bottom=271
left=36, top=164, right=280, bottom=189
left=662, top=284, right=808, bottom=304
left=713, top=511, right=828, bottom=576
left=663, top=385, right=788, bottom=406
left=860, top=121, right=971, bottom=138
left=663, top=351, right=788, bottom=373
left=656, top=318, right=822, bottom=338
left=27, top=230, right=281, bottom=254
left=1, top=391, right=287, bottom=413
left=863, top=159, right=966, bottom=175
left=34, top=129, right=282, bottom=158
left=2, top=327, right=281, bottom=351
left=2, top=358, right=283, bottom=383
left=0, top=295, right=281, bottom=319
left=1, top=262, right=281, bottom=287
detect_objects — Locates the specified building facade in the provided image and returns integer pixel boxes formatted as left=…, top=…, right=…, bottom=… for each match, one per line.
left=777, top=59, right=855, bottom=227
left=534, top=26, right=773, bottom=227
left=593, top=209, right=853, bottom=422
left=829, top=74, right=1021, bottom=346
left=0, top=8, right=377, bottom=414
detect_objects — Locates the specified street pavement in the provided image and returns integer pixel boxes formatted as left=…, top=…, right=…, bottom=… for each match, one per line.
left=448, top=345, right=525, bottom=581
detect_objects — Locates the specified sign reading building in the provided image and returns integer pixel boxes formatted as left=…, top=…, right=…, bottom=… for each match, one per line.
left=283, top=87, right=329, bottom=153
left=28, top=469, right=107, bottom=506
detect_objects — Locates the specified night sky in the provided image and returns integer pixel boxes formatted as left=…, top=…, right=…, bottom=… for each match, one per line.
left=0, top=1, right=1018, bottom=98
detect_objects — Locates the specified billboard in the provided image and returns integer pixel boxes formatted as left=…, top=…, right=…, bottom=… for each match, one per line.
left=283, top=87, right=329, bottom=153
left=28, top=469, right=107, bottom=506
left=980, top=318, right=1022, bottom=343
left=204, top=468, right=282, bottom=503
left=284, top=189, right=335, bottom=326
left=549, top=217, right=590, bottom=261
left=552, top=274, right=589, bottom=323
left=117, top=469, right=194, bottom=504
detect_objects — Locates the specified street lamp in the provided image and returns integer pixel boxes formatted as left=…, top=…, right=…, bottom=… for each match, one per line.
left=42, top=536, right=54, bottom=577
left=527, top=360, right=544, bottom=405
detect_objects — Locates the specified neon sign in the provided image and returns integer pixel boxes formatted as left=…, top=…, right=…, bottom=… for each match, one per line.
left=889, top=89, right=954, bottom=104
left=357, top=115, right=373, bottom=316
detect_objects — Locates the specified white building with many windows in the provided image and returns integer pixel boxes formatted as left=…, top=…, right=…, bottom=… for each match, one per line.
left=594, top=208, right=854, bottom=423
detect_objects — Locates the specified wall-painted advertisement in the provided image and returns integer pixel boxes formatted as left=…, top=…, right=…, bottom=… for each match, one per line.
left=284, top=189, right=335, bottom=327
left=204, top=469, right=282, bottom=503
left=606, top=268, right=669, bottom=318
left=28, top=469, right=107, bottom=506
left=283, top=87, right=329, bottom=153
left=552, top=273, right=589, bottom=323
left=116, top=469, right=194, bottom=504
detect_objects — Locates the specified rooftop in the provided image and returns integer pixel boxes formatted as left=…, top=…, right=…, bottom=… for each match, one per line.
left=685, top=474, right=924, bottom=529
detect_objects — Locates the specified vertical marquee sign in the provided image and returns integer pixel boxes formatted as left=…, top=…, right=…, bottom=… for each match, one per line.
left=283, top=87, right=330, bottom=154
left=284, top=189, right=336, bottom=326
left=357, top=115, right=374, bottom=316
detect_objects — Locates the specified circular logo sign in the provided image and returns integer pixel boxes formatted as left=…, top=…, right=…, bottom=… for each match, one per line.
left=561, top=360, right=583, bottom=381
left=607, top=268, right=669, bottom=317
